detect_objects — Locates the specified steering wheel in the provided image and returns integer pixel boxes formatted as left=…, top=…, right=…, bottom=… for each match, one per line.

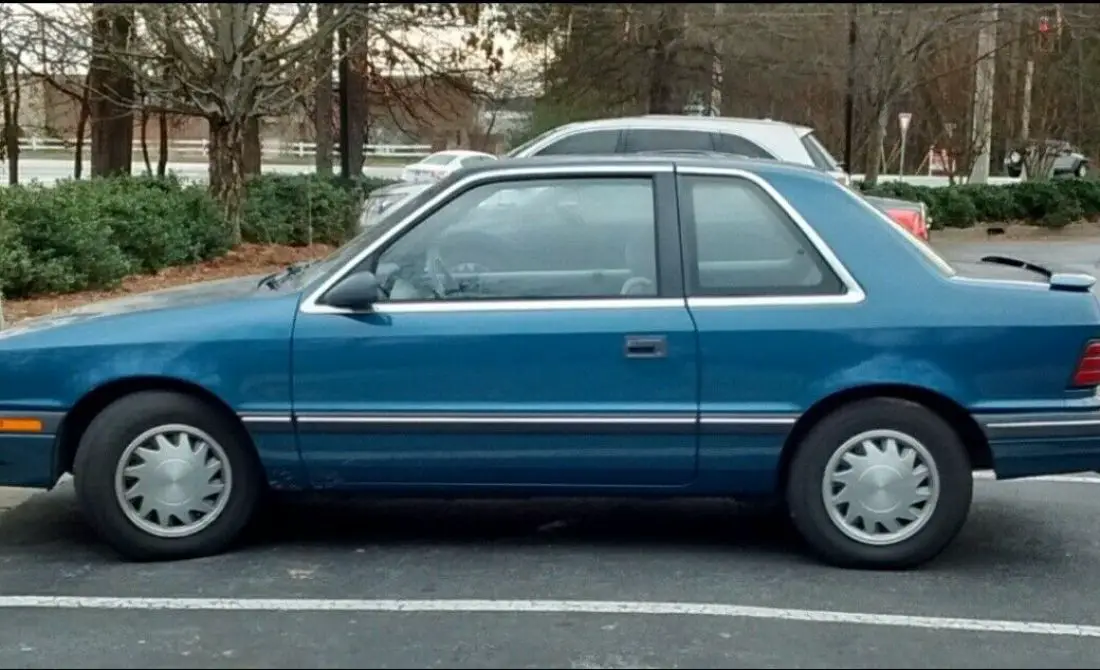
left=620, top=276, right=655, bottom=296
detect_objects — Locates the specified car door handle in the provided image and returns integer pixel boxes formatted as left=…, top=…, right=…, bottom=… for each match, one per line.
left=624, top=335, right=667, bottom=359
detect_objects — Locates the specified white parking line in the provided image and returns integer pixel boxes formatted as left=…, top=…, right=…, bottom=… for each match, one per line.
left=2, top=596, right=1100, bottom=639
left=973, top=471, right=1100, bottom=484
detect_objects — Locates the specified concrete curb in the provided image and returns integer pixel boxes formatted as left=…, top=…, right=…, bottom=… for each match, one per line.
left=0, top=487, right=37, bottom=513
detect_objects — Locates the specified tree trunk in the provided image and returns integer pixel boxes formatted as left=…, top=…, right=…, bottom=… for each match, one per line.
left=156, top=110, right=168, bottom=177
left=337, top=23, right=366, bottom=178
left=646, top=6, right=681, bottom=114
left=89, top=4, right=134, bottom=178
left=74, top=73, right=91, bottom=180
left=864, top=102, right=890, bottom=186
left=314, top=3, right=335, bottom=176
left=0, top=53, right=17, bottom=186
left=243, top=116, right=262, bottom=177
left=139, top=106, right=151, bottom=175
left=208, top=115, right=247, bottom=246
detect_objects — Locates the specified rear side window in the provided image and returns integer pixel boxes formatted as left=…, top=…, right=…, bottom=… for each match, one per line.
left=714, top=133, right=775, bottom=160
left=680, top=175, right=844, bottom=297
left=623, top=129, right=714, bottom=153
left=536, top=130, right=621, bottom=156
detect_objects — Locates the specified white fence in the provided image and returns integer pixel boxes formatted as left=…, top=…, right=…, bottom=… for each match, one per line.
left=17, top=137, right=432, bottom=160
left=11, top=137, right=1020, bottom=187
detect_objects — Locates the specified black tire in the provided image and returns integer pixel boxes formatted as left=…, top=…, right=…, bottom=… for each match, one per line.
left=73, top=390, right=263, bottom=561
left=785, top=398, right=973, bottom=570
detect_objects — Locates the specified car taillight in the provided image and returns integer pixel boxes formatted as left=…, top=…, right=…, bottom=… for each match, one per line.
left=886, top=209, right=928, bottom=241
left=1072, top=340, right=1100, bottom=387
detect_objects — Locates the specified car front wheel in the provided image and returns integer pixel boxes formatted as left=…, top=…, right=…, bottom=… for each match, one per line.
left=785, top=398, right=973, bottom=569
left=73, top=390, right=263, bottom=561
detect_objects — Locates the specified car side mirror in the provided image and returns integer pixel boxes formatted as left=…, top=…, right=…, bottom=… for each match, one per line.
left=320, top=271, right=382, bottom=310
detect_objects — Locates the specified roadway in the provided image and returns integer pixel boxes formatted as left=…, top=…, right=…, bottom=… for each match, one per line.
left=1, top=474, right=1099, bottom=668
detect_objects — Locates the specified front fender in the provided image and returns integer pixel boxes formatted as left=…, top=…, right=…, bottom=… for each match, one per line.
left=0, top=295, right=301, bottom=415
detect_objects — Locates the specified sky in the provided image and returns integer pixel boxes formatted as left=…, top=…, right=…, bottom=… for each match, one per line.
left=4, top=3, right=530, bottom=68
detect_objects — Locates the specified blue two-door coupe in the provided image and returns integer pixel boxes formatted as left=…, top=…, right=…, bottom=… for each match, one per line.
left=1, top=155, right=1099, bottom=569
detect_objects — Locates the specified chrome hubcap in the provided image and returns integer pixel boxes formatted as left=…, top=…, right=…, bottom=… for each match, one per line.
left=822, top=429, right=940, bottom=546
left=113, top=424, right=232, bottom=539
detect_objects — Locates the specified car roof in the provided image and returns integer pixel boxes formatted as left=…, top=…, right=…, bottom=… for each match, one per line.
left=455, top=154, right=835, bottom=184
left=429, top=149, right=494, bottom=159
left=556, top=115, right=815, bottom=136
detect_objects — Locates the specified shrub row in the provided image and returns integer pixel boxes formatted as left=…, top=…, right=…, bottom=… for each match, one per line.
left=859, top=178, right=1100, bottom=230
left=0, top=173, right=393, bottom=299
left=2, top=170, right=1097, bottom=300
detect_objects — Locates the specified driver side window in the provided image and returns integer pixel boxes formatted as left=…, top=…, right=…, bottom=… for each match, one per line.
left=372, top=177, right=659, bottom=303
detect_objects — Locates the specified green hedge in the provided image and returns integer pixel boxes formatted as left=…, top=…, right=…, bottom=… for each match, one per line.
left=859, top=178, right=1100, bottom=230
left=0, top=173, right=393, bottom=299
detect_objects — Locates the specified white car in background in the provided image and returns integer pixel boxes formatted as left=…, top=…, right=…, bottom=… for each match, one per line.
left=505, top=115, right=851, bottom=185
left=400, top=150, right=497, bottom=183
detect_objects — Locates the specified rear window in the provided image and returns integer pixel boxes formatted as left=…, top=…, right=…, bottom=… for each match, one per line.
left=461, top=155, right=496, bottom=166
left=800, top=131, right=842, bottom=171
left=421, top=153, right=457, bottom=166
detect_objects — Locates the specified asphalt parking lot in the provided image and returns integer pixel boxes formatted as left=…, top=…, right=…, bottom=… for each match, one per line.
left=4, top=239, right=1100, bottom=669
left=2, top=473, right=1100, bottom=669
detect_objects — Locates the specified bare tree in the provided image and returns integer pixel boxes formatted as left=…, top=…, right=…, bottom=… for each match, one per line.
left=0, top=6, right=36, bottom=185
left=27, top=3, right=364, bottom=243
left=88, top=3, right=134, bottom=177
left=313, top=3, right=335, bottom=175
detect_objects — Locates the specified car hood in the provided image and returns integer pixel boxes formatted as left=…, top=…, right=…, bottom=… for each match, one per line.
left=4, top=274, right=270, bottom=333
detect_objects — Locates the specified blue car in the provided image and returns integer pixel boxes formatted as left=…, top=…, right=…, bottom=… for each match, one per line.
left=2, top=155, right=1098, bottom=569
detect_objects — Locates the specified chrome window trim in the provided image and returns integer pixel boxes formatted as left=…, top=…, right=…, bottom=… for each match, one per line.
left=676, top=166, right=866, bottom=308
left=298, top=164, right=866, bottom=316
left=299, top=164, right=672, bottom=315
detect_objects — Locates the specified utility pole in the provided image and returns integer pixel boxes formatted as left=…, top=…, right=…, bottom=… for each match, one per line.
left=969, top=3, right=999, bottom=184
left=844, top=3, right=858, bottom=171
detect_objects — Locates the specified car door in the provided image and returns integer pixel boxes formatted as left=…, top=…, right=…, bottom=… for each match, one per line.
left=291, top=165, right=700, bottom=489
left=675, top=167, right=864, bottom=496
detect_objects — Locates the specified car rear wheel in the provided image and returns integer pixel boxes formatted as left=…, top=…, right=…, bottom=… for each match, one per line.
left=785, top=398, right=973, bottom=569
left=73, top=391, right=263, bottom=561
left=1076, top=162, right=1089, bottom=179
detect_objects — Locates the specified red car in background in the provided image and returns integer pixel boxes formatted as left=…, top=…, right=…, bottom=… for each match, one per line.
left=863, top=194, right=932, bottom=241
